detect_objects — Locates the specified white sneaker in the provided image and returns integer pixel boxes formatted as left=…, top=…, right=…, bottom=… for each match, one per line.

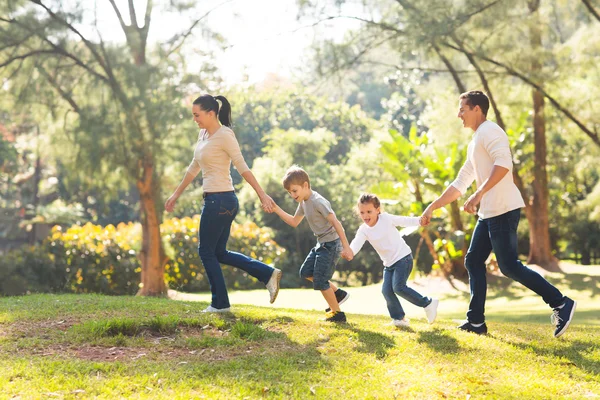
left=202, top=305, right=231, bottom=313
left=392, top=318, right=410, bottom=328
left=424, top=298, right=439, bottom=324
left=266, top=268, right=282, bottom=304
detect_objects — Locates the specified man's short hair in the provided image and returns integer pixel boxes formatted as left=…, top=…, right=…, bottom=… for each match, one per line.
left=282, top=165, right=310, bottom=190
left=459, top=90, right=490, bottom=117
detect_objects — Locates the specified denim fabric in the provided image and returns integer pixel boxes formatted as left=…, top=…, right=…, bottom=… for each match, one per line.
left=198, top=192, right=274, bottom=309
left=465, top=208, right=565, bottom=324
left=381, top=254, right=431, bottom=320
left=299, top=238, right=342, bottom=290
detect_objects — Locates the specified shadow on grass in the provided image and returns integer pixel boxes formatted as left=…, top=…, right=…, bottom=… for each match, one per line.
left=546, top=273, right=600, bottom=299
left=485, top=309, right=600, bottom=326
left=497, top=336, right=600, bottom=376
left=416, top=328, right=462, bottom=354
left=333, top=323, right=396, bottom=360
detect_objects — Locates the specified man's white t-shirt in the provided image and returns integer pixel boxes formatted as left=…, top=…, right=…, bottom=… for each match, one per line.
left=451, top=120, right=525, bottom=219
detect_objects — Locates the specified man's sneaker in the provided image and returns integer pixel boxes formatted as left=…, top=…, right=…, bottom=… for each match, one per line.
left=266, top=268, right=282, bottom=304
left=392, top=318, right=410, bottom=328
left=202, top=305, right=231, bottom=313
left=424, top=298, right=439, bottom=324
left=325, top=311, right=347, bottom=323
left=551, top=297, right=576, bottom=338
left=457, top=320, right=487, bottom=335
left=325, top=288, right=350, bottom=312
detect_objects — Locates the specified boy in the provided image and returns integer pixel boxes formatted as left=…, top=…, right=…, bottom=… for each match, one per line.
left=273, top=166, right=352, bottom=322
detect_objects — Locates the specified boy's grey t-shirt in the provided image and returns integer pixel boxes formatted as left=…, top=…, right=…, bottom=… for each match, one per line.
left=295, top=191, right=339, bottom=243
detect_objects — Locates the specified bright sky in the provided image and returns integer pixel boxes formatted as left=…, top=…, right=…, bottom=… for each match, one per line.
left=87, top=0, right=361, bottom=85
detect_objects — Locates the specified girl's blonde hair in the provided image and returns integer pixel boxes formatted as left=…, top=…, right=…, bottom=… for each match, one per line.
left=354, top=193, right=381, bottom=216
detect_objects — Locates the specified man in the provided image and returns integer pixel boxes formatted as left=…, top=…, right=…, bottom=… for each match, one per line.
left=420, top=90, right=576, bottom=337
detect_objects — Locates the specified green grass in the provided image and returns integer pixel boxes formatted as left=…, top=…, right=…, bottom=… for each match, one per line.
left=1, top=272, right=599, bottom=399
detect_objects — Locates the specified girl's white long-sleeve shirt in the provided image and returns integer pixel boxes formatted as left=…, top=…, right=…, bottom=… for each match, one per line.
left=451, top=120, right=525, bottom=219
left=349, top=213, right=420, bottom=267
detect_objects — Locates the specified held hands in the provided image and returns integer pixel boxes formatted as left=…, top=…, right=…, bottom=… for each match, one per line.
left=420, top=206, right=433, bottom=226
left=165, top=194, right=179, bottom=213
left=463, top=191, right=483, bottom=215
left=260, top=193, right=276, bottom=213
left=341, top=247, right=354, bottom=261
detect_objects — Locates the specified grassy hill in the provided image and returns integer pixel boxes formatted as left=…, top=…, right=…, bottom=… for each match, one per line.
left=0, top=267, right=599, bottom=399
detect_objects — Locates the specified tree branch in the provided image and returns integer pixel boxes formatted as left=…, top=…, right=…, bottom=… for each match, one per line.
left=107, top=0, right=129, bottom=33
left=29, top=0, right=112, bottom=78
left=443, top=42, right=600, bottom=146
left=36, top=64, right=81, bottom=113
left=432, top=44, right=467, bottom=93
left=0, top=50, right=56, bottom=68
left=1, top=15, right=111, bottom=83
left=581, top=0, right=600, bottom=22
left=128, top=0, right=139, bottom=28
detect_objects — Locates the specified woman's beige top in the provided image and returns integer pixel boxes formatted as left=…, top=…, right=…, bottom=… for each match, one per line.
left=186, top=126, right=250, bottom=192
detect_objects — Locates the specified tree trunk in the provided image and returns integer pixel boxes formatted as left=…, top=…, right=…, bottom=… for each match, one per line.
left=28, top=125, right=42, bottom=245
left=527, top=0, right=560, bottom=271
left=136, top=163, right=168, bottom=296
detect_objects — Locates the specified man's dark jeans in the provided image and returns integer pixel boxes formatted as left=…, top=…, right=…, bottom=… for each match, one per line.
left=464, top=208, right=565, bottom=324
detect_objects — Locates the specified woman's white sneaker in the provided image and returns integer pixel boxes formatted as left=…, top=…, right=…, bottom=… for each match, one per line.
left=424, top=298, right=439, bottom=324
left=392, top=318, right=410, bottom=328
left=202, top=305, right=231, bottom=313
left=266, top=268, right=282, bottom=304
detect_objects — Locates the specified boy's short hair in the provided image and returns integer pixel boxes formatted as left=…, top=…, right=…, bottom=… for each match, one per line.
left=282, top=165, right=311, bottom=190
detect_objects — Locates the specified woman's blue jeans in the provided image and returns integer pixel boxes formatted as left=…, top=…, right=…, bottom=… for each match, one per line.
left=198, top=192, right=274, bottom=309
left=382, top=255, right=431, bottom=320
left=465, top=208, right=565, bottom=324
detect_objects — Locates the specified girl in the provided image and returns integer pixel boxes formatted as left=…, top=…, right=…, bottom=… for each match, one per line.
left=165, top=94, right=281, bottom=313
left=348, top=193, right=438, bottom=327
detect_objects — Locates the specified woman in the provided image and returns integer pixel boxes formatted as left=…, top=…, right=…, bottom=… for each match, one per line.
left=165, top=94, right=281, bottom=312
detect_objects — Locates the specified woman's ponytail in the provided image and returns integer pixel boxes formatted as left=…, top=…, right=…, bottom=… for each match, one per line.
left=214, top=95, right=232, bottom=127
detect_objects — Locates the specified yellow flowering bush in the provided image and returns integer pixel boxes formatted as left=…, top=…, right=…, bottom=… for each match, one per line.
left=162, top=216, right=286, bottom=292
left=1, top=216, right=285, bottom=295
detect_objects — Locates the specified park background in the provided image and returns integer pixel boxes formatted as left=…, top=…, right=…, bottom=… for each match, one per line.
left=0, top=0, right=599, bottom=398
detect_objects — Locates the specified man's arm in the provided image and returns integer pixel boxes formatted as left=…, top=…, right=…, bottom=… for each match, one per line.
left=421, top=157, right=475, bottom=225
left=463, top=165, right=509, bottom=214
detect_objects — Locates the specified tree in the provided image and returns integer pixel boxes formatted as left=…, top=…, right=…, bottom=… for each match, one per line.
left=0, top=0, right=223, bottom=295
left=298, top=0, right=600, bottom=269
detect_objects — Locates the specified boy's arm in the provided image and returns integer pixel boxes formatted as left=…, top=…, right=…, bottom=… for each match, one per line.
left=273, top=204, right=304, bottom=228
left=326, top=213, right=352, bottom=260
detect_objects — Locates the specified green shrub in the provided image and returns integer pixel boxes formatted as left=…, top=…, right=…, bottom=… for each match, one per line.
left=0, top=216, right=286, bottom=296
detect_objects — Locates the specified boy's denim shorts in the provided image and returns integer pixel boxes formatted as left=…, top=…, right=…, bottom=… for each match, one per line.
left=299, top=238, right=342, bottom=290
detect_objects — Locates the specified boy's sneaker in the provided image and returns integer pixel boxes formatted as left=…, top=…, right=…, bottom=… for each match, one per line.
left=424, top=298, right=439, bottom=324
left=457, top=320, right=487, bottom=335
left=266, top=268, right=282, bottom=304
left=551, top=297, right=576, bottom=338
left=325, top=311, right=347, bottom=323
left=325, top=289, right=350, bottom=312
left=202, top=305, right=231, bottom=313
left=392, top=318, right=410, bottom=328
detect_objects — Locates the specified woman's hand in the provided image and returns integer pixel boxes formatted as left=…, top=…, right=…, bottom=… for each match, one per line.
left=165, top=193, right=179, bottom=213
left=260, top=193, right=276, bottom=213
